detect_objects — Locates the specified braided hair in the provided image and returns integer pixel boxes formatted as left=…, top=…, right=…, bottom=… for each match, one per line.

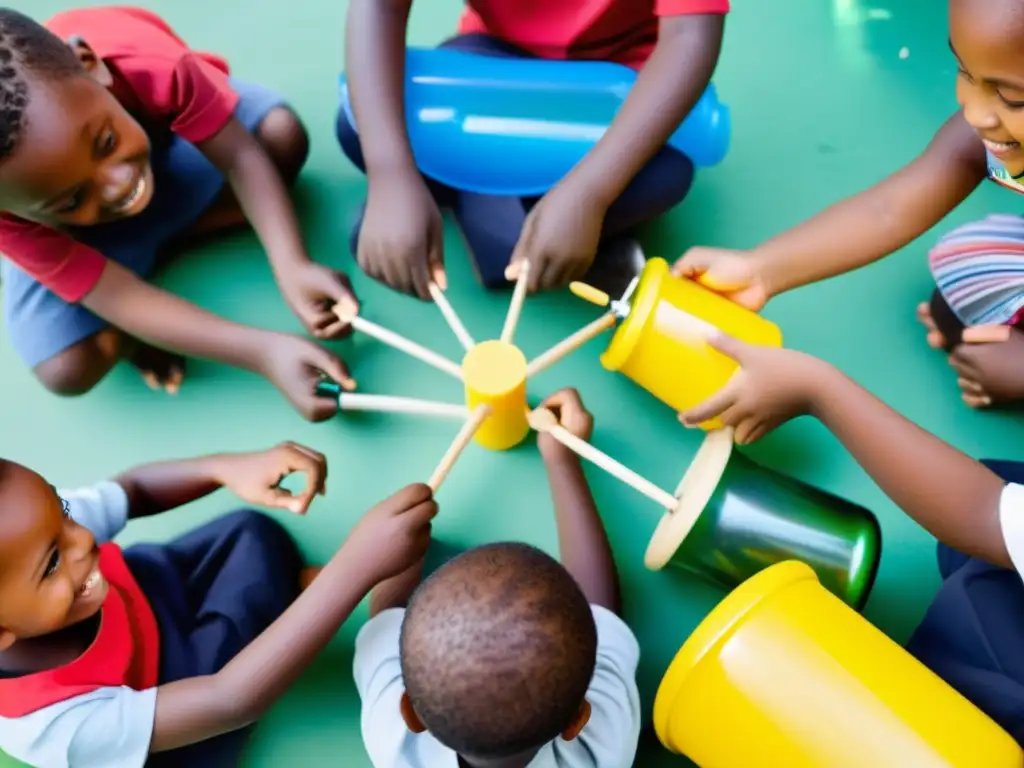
left=0, top=9, right=81, bottom=160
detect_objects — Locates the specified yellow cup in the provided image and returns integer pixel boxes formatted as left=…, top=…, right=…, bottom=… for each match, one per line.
left=600, top=257, right=782, bottom=429
left=462, top=340, right=530, bottom=451
left=654, top=561, right=1022, bottom=767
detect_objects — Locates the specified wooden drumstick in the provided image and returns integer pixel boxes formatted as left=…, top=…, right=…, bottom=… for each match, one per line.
left=333, top=303, right=463, bottom=380
left=525, top=313, right=617, bottom=377
left=428, top=405, right=492, bottom=492
left=428, top=282, right=475, bottom=351
left=340, top=393, right=468, bottom=419
left=500, top=261, right=531, bottom=344
left=527, top=408, right=679, bottom=510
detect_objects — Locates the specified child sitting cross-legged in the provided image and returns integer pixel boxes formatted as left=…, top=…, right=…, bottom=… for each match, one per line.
left=0, top=443, right=437, bottom=767
left=354, top=389, right=642, bottom=768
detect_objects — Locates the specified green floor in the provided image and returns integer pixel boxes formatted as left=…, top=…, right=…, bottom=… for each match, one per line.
left=2, top=0, right=1022, bottom=765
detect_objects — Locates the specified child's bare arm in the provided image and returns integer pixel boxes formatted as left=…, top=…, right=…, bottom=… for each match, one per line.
left=369, top=561, right=425, bottom=617
left=752, top=112, right=986, bottom=295
left=566, top=13, right=724, bottom=208
left=116, top=443, right=328, bottom=519
left=538, top=390, right=622, bottom=614
left=681, top=336, right=1010, bottom=568
left=344, top=0, right=417, bottom=179
left=149, top=483, right=437, bottom=753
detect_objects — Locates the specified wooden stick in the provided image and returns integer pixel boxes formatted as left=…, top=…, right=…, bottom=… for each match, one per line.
left=428, top=282, right=475, bottom=351
left=500, top=261, right=531, bottom=344
left=527, top=408, right=679, bottom=510
left=525, top=313, right=617, bottom=377
left=339, top=393, right=468, bottom=419
left=335, top=306, right=464, bottom=380
left=428, top=405, right=491, bottom=492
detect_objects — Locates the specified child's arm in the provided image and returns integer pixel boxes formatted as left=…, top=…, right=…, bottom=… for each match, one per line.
left=197, top=119, right=359, bottom=338
left=675, top=113, right=988, bottom=307
left=82, top=262, right=352, bottom=421
left=116, top=443, right=328, bottom=518
left=680, top=334, right=1011, bottom=568
left=537, top=390, right=622, bottom=614
left=149, top=483, right=437, bottom=753
left=343, top=0, right=445, bottom=300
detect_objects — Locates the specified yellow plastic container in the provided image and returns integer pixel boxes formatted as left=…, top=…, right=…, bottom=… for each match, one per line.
left=600, top=257, right=782, bottom=429
left=654, top=561, right=1022, bottom=768
left=462, top=340, right=530, bottom=450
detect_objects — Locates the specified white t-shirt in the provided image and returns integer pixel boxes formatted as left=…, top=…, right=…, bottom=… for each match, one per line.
left=0, top=481, right=158, bottom=768
left=999, top=482, right=1024, bottom=574
left=353, top=605, right=642, bottom=768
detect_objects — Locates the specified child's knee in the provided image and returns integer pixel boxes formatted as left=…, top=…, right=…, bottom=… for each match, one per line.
left=255, top=107, right=310, bottom=186
left=32, top=330, right=120, bottom=396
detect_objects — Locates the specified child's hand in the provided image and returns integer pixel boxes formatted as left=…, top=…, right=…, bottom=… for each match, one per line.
left=949, top=328, right=1024, bottom=408
left=346, top=484, right=437, bottom=584
left=358, top=170, right=445, bottom=301
left=506, top=182, right=604, bottom=292
left=536, top=388, right=594, bottom=459
left=280, top=263, right=360, bottom=340
left=217, top=442, right=328, bottom=514
left=678, top=332, right=832, bottom=444
left=256, top=333, right=356, bottom=421
left=672, top=247, right=770, bottom=311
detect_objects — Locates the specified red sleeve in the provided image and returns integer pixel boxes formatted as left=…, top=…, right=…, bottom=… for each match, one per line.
left=655, top=0, right=729, bottom=14
left=117, top=53, right=240, bottom=145
left=0, top=219, right=107, bottom=302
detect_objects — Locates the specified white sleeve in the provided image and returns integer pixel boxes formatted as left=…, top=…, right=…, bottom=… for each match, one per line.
left=61, top=481, right=129, bottom=544
left=353, top=609, right=412, bottom=767
left=551, top=606, right=642, bottom=768
left=999, top=482, right=1024, bottom=576
left=0, top=685, right=156, bottom=768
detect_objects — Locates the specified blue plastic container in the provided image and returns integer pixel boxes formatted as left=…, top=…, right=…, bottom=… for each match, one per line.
left=338, top=47, right=730, bottom=197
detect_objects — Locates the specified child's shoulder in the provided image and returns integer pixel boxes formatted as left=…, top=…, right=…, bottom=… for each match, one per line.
left=44, top=6, right=200, bottom=66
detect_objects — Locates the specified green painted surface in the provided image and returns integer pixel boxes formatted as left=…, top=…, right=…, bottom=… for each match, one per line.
left=1, top=1, right=1020, bottom=765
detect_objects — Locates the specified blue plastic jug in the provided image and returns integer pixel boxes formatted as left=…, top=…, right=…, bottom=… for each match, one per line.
left=339, top=47, right=730, bottom=197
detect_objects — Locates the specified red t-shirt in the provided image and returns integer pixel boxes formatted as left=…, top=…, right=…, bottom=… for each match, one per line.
left=458, top=0, right=730, bottom=70
left=0, top=6, right=239, bottom=303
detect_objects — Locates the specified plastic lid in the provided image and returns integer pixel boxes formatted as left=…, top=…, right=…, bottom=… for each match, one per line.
left=599, top=257, right=669, bottom=372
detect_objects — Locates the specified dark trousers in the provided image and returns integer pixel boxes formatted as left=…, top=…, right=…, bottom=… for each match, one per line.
left=125, top=510, right=302, bottom=767
left=336, top=33, right=695, bottom=288
left=905, top=459, right=1024, bottom=745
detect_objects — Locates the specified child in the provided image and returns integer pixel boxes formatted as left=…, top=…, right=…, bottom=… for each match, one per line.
left=674, top=0, right=1024, bottom=411
left=0, top=7, right=359, bottom=419
left=339, top=0, right=727, bottom=299
left=679, top=330, right=1024, bottom=743
left=354, top=389, right=641, bottom=767
left=0, top=442, right=437, bottom=767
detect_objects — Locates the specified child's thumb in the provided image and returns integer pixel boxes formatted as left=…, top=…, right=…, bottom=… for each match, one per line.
left=705, top=329, right=747, bottom=361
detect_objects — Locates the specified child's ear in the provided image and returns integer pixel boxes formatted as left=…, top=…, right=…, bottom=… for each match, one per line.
left=560, top=700, right=591, bottom=742
left=0, top=629, right=16, bottom=653
left=65, top=36, right=112, bottom=88
left=400, top=692, right=427, bottom=734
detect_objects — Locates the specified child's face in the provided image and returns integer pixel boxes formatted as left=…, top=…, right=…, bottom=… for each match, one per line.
left=951, top=0, right=1024, bottom=175
left=0, top=462, right=108, bottom=650
left=0, top=40, right=153, bottom=229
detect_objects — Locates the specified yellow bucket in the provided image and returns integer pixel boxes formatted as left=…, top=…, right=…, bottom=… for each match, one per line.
left=600, top=257, right=782, bottom=429
left=654, top=561, right=1022, bottom=767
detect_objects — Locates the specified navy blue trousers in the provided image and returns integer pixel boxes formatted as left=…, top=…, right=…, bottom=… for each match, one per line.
left=125, top=510, right=302, bottom=767
left=336, top=33, right=695, bottom=289
left=906, top=459, right=1024, bottom=745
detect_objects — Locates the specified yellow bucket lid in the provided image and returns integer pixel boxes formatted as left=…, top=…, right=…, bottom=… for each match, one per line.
left=653, top=560, right=819, bottom=752
left=599, top=257, right=670, bottom=372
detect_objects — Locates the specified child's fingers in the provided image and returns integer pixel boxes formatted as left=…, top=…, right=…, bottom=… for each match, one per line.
left=705, top=330, right=749, bottom=362
left=957, top=377, right=985, bottom=395
left=962, top=324, right=1012, bottom=344
left=962, top=392, right=992, bottom=409
left=678, top=382, right=739, bottom=427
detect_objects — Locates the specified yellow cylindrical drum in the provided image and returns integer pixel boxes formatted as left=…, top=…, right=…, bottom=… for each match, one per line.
left=654, top=561, right=1021, bottom=767
left=462, top=340, right=530, bottom=450
left=600, top=257, right=782, bottom=430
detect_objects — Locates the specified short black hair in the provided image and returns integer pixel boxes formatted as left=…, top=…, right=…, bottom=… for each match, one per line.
left=0, top=9, right=81, bottom=160
left=400, top=542, right=598, bottom=760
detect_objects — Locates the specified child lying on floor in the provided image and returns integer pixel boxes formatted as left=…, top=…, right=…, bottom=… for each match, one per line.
left=0, top=7, right=357, bottom=419
left=354, top=389, right=642, bottom=767
left=340, top=0, right=726, bottom=298
left=674, top=0, right=1024, bottom=410
left=679, top=331, right=1024, bottom=745
left=0, top=442, right=436, bottom=767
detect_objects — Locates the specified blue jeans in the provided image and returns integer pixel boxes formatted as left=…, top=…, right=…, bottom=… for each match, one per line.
left=336, top=33, right=695, bottom=289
